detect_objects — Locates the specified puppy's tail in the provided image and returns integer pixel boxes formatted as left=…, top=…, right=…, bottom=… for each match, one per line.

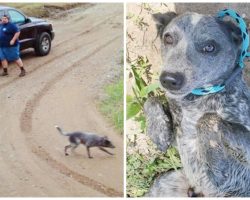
left=55, top=125, right=69, bottom=136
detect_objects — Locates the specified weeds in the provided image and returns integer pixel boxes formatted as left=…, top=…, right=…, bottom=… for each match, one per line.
left=100, top=77, right=124, bottom=134
left=127, top=56, right=163, bottom=131
left=126, top=56, right=181, bottom=197
left=127, top=13, right=149, bottom=31
left=1, top=3, right=82, bottom=18
left=127, top=56, right=161, bottom=119
left=141, top=3, right=154, bottom=13
left=127, top=147, right=182, bottom=197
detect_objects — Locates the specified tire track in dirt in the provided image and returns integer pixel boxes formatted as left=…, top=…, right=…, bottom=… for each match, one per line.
left=0, top=39, right=94, bottom=91
left=0, top=13, right=118, bottom=91
left=54, top=13, right=119, bottom=48
left=19, top=35, right=122, bottom=197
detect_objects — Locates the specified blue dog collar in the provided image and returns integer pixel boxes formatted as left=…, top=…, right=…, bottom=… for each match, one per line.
left=192, top=85, right=225, bottom=96
left=218, top=9, right=250, bottom=68
left=191, top=9, right=250, bottom=96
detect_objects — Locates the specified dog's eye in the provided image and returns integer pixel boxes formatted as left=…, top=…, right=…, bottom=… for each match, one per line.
left=203, top=44, right=215, bottom=53
left=163, top=33, right=174, bottom=45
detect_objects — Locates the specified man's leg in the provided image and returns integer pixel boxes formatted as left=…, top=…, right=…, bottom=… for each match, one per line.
left=15, top=58, right=26, bottom=77
left=1, top=59, right=8, bottom=76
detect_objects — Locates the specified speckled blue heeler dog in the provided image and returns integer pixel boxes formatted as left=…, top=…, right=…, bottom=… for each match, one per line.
left=144, top=10, right=250, bottom=197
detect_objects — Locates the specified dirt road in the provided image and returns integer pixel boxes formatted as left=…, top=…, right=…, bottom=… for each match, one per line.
left=0, top=3, right=123, bottom=197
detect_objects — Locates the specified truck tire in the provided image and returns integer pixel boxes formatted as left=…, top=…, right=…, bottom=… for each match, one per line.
left=35, top=32, right=51, bottom=56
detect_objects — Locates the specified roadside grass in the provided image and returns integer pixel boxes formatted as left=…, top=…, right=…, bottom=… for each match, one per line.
left=2, top=4, right=47, bottom=17
left=100, top=77, right=124, bottom=134
left=126, top=56, right=182, bottom=197
left=1, top=3, right=83, bottom=18
left=127, top=147, right=182, bottom=197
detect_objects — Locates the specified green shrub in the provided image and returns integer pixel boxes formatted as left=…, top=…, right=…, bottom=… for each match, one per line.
left=126, top=56, right=181, bottom=197
left=100, top=77, right=124, bottom=134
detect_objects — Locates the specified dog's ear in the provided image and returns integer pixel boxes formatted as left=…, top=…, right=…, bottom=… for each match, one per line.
left=152, top=12, right=177, bottom=38
left=103, top=136, right=108, bottom=140
left=217, top=19, right=242, bottom=46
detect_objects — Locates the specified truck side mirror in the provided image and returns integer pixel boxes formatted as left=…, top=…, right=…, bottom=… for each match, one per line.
left=25, top=17, right=31, bottom=23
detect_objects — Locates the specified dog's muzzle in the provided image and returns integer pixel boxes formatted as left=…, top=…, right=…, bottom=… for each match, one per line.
left=160, top=72, right=184, bottom=91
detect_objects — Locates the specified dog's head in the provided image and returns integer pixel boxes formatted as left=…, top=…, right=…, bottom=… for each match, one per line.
left=153, top=12, right=244, bottom=98
left=101, top=136, right=115, bottom=148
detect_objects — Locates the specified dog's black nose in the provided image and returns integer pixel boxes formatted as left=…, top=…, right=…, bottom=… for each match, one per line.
left=160, top=72, right=184, bottom=90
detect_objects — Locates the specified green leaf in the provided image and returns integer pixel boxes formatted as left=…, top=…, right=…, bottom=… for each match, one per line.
left=127, top=102, right=141, bottom=119
left=140, top=82, right=160, bottom=98
left=126, top=95, right=133, bottom=103
left=131, top=66, right=147, bottom=91
left=134, top=114, right=146, bottom=131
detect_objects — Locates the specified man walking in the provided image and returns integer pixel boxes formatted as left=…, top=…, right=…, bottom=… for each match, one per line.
left=0, top=14, right=26, bottom=77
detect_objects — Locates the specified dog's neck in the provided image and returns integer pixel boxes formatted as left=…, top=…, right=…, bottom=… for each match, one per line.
left=169, top=73, right=248, bottom=113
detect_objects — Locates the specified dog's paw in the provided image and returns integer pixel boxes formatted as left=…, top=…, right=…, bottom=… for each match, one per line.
left=144, top=97, right=174, bottom=152
left=144, top=97, right=165, bottom=116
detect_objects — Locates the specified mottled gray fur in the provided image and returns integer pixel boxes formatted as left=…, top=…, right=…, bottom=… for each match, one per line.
left=144, top=12, right=250, bottom=197
left=55, top=126, right=115, bottom=158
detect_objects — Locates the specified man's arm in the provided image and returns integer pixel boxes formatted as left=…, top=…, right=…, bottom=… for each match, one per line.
left=10, top=31, right=20, bottom=45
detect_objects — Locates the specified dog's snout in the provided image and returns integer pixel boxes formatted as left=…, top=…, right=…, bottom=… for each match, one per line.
left=160, top=72, right=184, bottom=90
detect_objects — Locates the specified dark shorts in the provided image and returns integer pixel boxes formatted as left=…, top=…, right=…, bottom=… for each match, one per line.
left=0, top=45, right=20, bottom=62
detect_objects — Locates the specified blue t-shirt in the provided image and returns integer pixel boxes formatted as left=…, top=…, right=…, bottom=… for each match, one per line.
left=0, top=22, right=20, bottom=47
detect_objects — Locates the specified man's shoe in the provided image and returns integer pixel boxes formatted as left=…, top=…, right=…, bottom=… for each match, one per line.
left=19, top=69, right=26, bottom=77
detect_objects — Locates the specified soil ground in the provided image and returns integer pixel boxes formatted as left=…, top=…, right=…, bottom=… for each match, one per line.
left=0, top=3, right=123, bottom=197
